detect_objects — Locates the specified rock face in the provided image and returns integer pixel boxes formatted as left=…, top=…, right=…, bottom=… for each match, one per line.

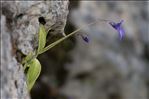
left=1, top=1, right=69, bottom=99
left=60, top=1, right=149, bottom=99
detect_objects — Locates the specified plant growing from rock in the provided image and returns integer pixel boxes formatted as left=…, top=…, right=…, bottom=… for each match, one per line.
left=22, top=17, right=125, bottom=91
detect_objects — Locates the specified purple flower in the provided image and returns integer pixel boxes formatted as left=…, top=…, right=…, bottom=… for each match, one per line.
left=109, top=20, right=125, bottom=40
left=80, top=34, right=89, bottom=43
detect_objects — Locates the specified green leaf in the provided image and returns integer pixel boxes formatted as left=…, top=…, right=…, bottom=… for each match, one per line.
left=22, top=52, right=34, bottom=64
left=26, top=58, right=41, bottom=91
left=22, top=52, right=37, bottom=70
left=37, top=24, right=47, bottom=54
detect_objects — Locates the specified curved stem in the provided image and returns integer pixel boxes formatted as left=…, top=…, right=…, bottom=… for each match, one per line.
left=38, top=20, right=104, bottom=54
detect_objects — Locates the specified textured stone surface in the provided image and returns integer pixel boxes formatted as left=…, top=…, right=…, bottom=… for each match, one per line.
left=1, top=14, right=29, bottom=99
left=1, top=1, right=69, bottom=99
left=2, top=1, right=69, bottom=55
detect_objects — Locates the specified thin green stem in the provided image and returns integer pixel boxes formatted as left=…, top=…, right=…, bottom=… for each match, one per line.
left=38, top=21, right=100, bottom=54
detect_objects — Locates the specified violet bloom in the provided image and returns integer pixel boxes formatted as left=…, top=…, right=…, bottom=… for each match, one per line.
left=109, top=20, right=125, bottom=40
left=80, top=34, right=89, bottom=43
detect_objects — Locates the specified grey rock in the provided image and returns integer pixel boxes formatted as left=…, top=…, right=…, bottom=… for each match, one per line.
left=2, top=0, right=69, bottom=55
left=1, top=14, right=29, bottom=99
left=1, top=1, right=69, bottom=99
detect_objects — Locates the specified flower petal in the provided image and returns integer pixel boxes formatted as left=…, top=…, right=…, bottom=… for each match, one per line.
left=118, top=27, right=125, bottom=40
left=109, top=20, right=125, bottom=40
left=81, top=35, right=89, bottom=43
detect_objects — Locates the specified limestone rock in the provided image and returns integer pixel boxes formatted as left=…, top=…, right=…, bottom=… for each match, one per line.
left=1, top=1, right=69, bottom=99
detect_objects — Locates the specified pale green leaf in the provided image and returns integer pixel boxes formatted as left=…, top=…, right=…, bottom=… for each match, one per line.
left=37, top=24, right=47, bottom=54
left=26, top=58, right=41, bottom=91
left=22, top=52, right=34, bottom=64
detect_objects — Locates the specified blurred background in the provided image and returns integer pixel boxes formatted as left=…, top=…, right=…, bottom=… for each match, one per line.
left=31, top=1, right=149, bottom=99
